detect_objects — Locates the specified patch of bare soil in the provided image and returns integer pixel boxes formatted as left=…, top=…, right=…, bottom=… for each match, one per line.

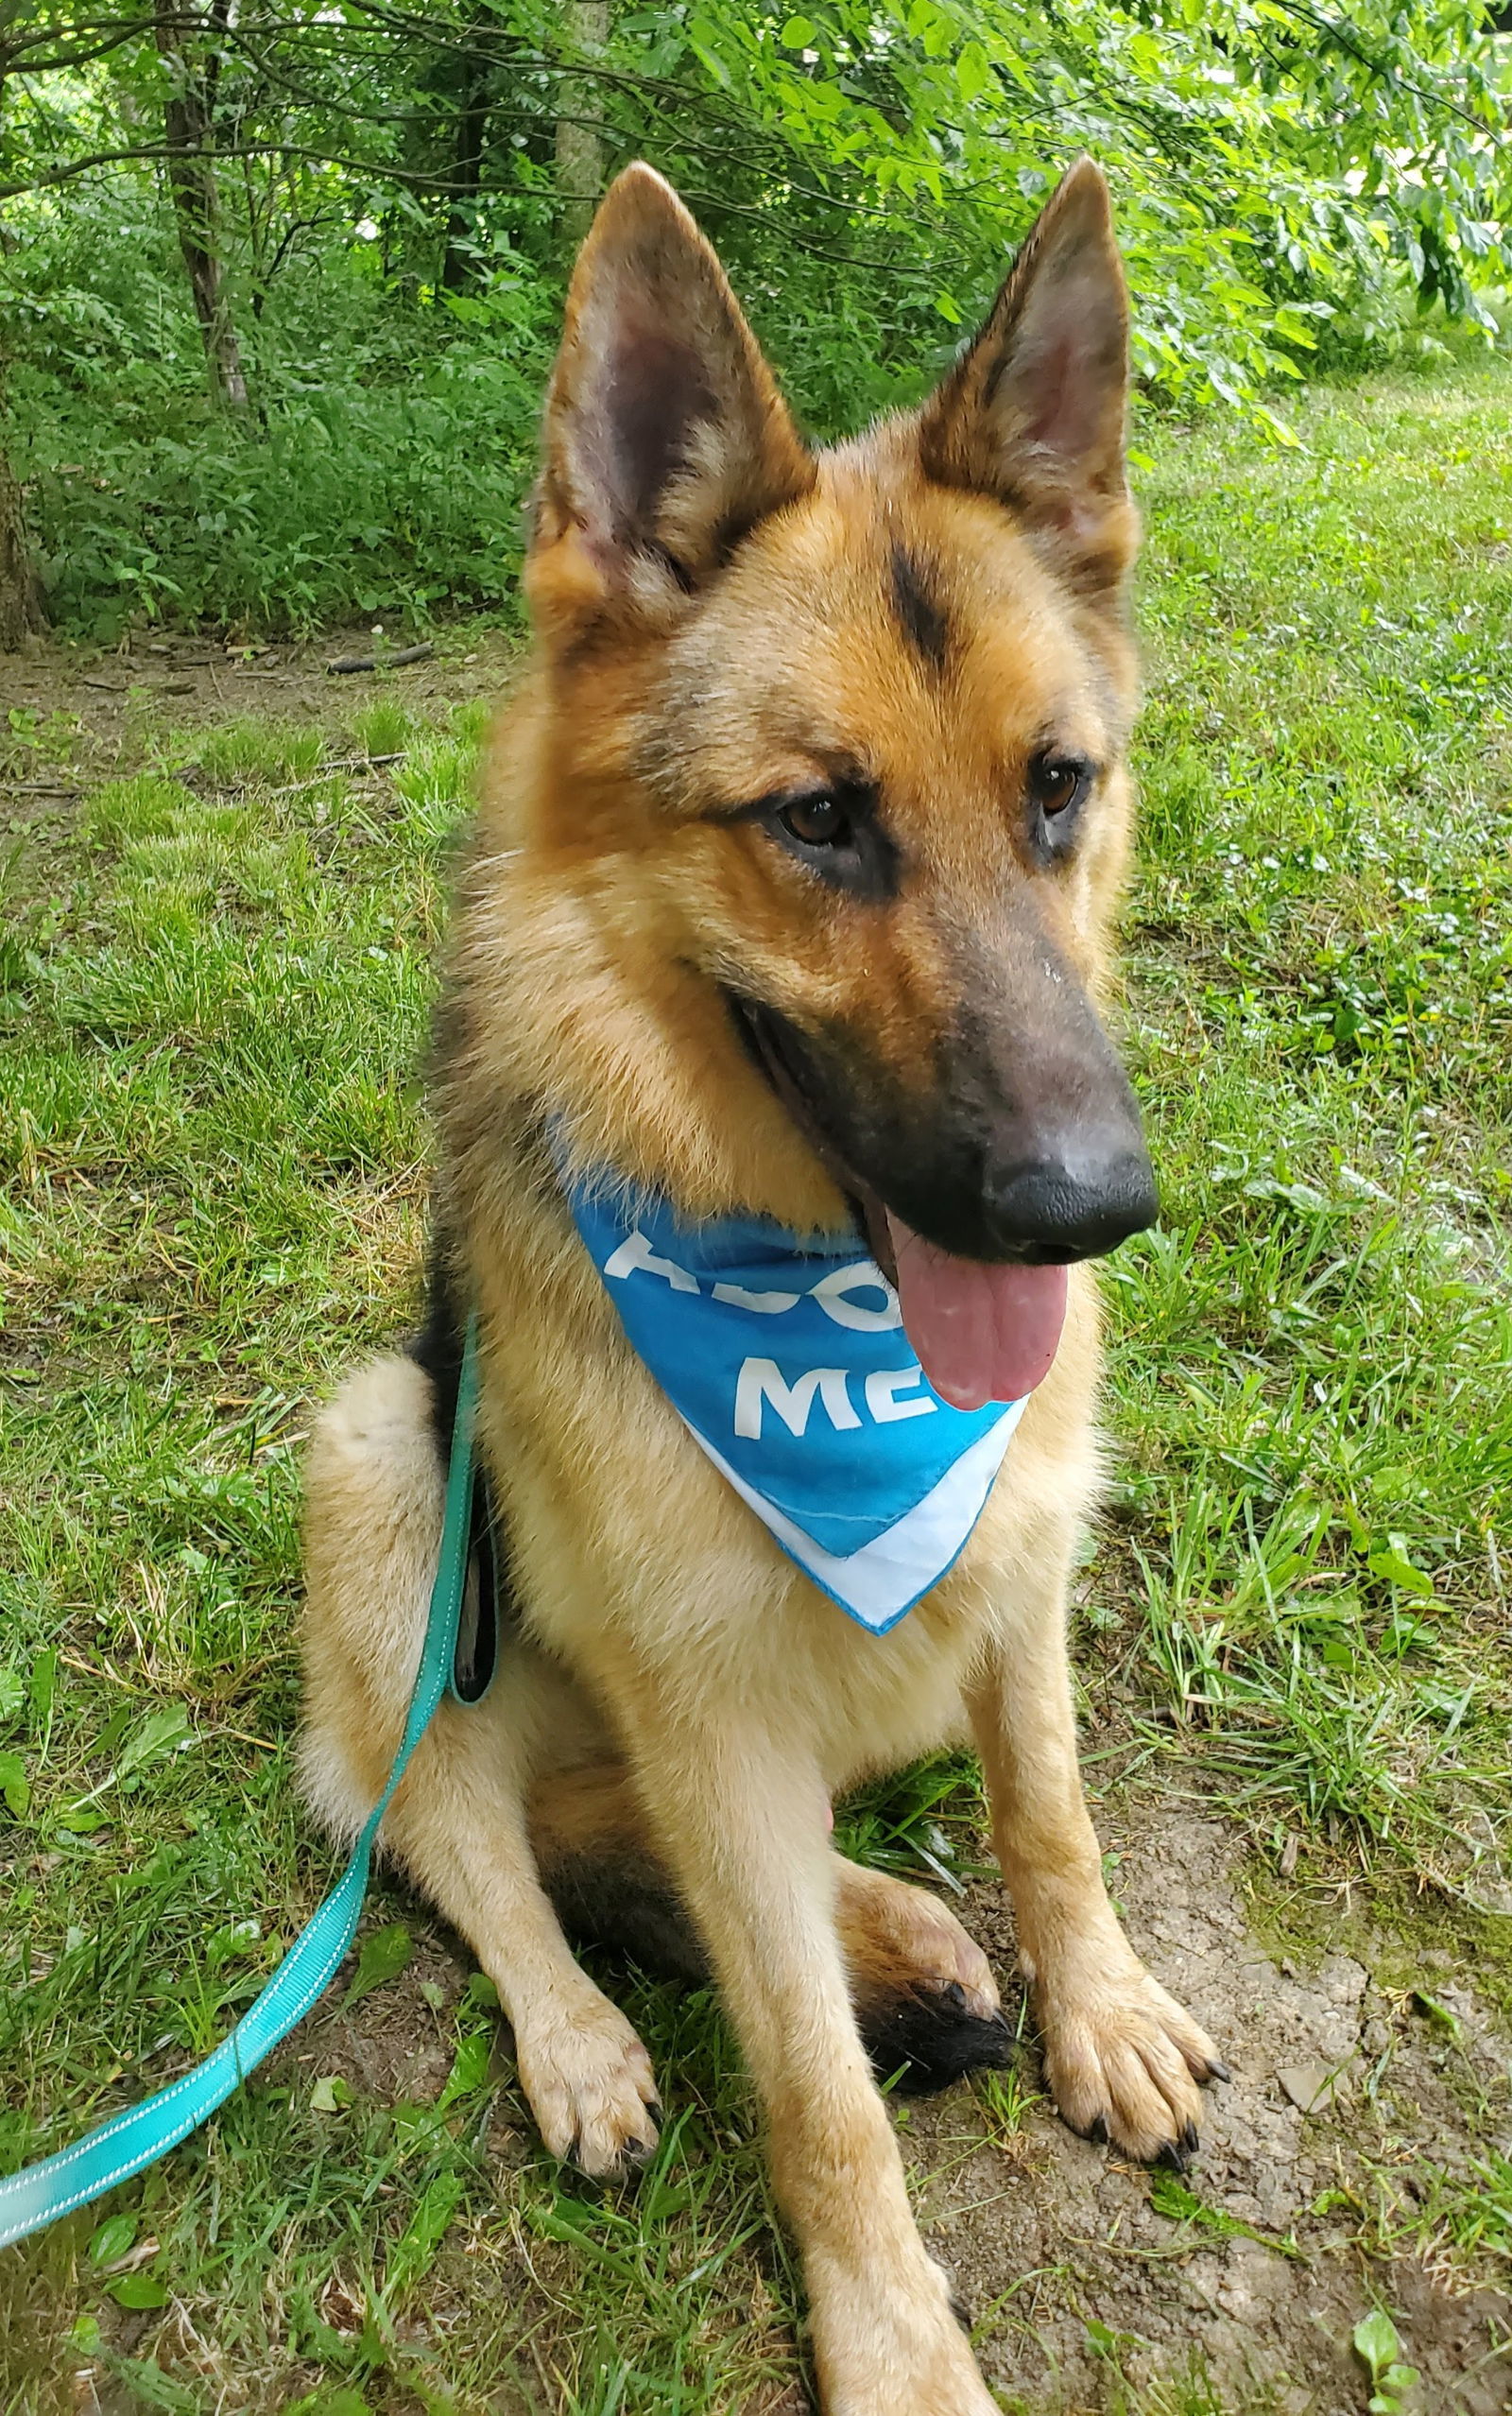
left=1, top=624, right=518, bottom=745
left=0, top=624, right=519, bottom=888
left=1, top=620, right=517, bottom=917
left=909, top=1815, right=1512, bottom=2414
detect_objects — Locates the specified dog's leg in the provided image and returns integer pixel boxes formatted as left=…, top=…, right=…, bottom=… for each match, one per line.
left=300, top=1356, right=661, bottom=2178
left=589, top=1685, right=1001, bottom=2416
left=531, top=1765, right=1011, bottom=2090
left=965, top=1547, right=1225, bottom=2164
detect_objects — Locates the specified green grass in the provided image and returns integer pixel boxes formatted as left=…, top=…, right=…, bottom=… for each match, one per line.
left=2, top=359, right=1510, bottom=2411
left=1113, top=368, right=1512, bottom=1900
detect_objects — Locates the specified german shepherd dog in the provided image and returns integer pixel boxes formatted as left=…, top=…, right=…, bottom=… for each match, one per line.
left=300, top=158, right=1225, bottom=2413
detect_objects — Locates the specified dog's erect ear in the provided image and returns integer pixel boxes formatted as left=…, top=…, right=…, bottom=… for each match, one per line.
left=529, top=163, right=814, bottom=632
left=918, top=159, right=1135, bottom=594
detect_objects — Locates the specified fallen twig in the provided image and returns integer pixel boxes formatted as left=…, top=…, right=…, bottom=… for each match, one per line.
left=326, top=642, right=435, bottom=675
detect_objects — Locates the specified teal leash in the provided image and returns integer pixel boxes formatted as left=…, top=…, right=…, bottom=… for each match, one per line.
left=0, top=1319, right=481, bottom=2255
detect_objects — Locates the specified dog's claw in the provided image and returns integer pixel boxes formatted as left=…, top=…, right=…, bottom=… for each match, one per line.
left=1181, top=2118, right=1199, bottom=2153
left=1205, top=2058, right=1231, bottom=2086
left=1157, top=2138, right=1191, bottom=2173
left=1087, top=2113, right=1109, bottom=2146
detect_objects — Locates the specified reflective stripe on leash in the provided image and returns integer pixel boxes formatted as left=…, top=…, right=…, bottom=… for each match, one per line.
left=0, top=1319, right=481, bottom=2253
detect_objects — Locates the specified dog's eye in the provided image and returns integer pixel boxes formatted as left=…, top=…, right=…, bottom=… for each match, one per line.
left=755, top=777, right=896, bottom=899
left=780, top=793, right=850, bottom=849
left=1029, top=754, right=1091, bottom=819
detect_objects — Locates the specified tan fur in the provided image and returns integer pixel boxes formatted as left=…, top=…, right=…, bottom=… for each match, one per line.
left=301, top=159, right=1220, bottom=2413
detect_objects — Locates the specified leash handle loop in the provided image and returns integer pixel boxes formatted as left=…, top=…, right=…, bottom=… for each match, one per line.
left=0, top=1320, right=481, bottom=2254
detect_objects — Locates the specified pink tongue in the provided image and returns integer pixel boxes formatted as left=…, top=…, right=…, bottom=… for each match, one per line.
left=886, top=1213, right=1069, bottom=1410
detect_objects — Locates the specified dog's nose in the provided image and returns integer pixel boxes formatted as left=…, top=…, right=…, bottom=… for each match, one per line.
left=985, top=1135, right=1158, bottom=1264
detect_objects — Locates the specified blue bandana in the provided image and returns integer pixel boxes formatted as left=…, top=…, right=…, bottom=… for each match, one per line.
left=563, top=1170, right=1025, bottom=1633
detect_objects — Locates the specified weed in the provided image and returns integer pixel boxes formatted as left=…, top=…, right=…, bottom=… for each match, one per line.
left=1404, top=2149, right=1512, bottom=2274
left=1147, top=2168, right=1302, bottom=2262
left=1352, top=2308, right=1419, bottom=2415
left=350, top=700, right=413, bottom=761
left=83, top=774, right=199, bottom=848
left=3, top=708, right=80, bottom=772
left=973, top=2060, right=1043, bottom=2148
left=193, top=719, right=325, bottom=786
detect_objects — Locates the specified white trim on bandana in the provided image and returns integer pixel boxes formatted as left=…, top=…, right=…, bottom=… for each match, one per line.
left=687, top=1406, right=1024, bottom=1633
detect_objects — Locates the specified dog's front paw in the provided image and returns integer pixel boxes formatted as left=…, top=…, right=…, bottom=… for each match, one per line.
left=1035, top=1947, right=1226, bottom=2166
left=515, top=1988, right=661, bottom=2180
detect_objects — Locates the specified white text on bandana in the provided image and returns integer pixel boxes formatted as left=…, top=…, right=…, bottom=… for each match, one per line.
left=563, top=1172, right=1026, bottom=1633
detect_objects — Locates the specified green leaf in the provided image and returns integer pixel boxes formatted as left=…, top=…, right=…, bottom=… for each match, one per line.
left=933, top=290, right=963, bottom=324
left=954, top=40, right=992, bottom=104
left=1367, top=1544, right=1435, bottom=1600
left=29, top=1648, right=57, bottom=1730
left=1410, top=1989, right=1462, bottom=2038
left=342, top=1921, right=412, bottom=2010
left=1353, top=2308, right=1402, bottom=2380
left=116, top=1705, right=193, bottom=1778
left=107, top=2270, right=167, bottom=2309
left=89, top=2212, right=138, bottom=2267
left=781, top=15, right=815, bottom=44
left=0, top=1751, right=29, bottom=1819
left=687, top=19, right=732, bottom=86
left=0, top=1668, right=23, bottom=1724
left=310, top=2073, right=353, bottom=2114
left=385, top=2169, right=464, bottom=2303
left=436, top=2029, right=491, bottom=2112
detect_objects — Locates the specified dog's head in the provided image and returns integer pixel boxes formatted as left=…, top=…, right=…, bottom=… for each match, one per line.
left=516, top=161, right=1151, bottom=1407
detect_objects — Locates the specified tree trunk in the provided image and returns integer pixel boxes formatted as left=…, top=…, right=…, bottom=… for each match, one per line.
left=155, top=0, right=248, bottom=408
left=556, top=0, right=609, bottom=249
left=440, top=28, right=493, bottom=292
left=0, top=42, right=43, bottom=647
left=0, top=440, right=44, bottom=651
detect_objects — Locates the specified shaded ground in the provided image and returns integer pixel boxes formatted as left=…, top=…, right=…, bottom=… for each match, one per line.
left=1, top=619, right=518, bottom=764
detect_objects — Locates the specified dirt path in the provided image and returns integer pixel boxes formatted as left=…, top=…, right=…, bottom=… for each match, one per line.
left=1, top=622, right=518, bottom=757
